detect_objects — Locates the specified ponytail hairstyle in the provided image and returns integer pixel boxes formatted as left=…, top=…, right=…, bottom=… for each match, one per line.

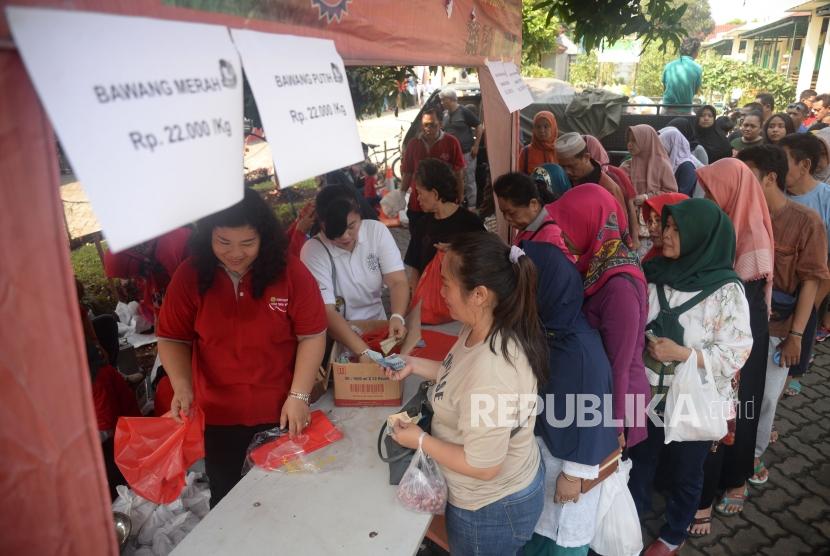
left=493, top=171, right=556, bottom=207
left=446, top=232, right=548, bottom=384
left=191, top=187, right=288, bottom=299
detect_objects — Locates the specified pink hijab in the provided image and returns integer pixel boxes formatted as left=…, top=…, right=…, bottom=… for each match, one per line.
left=628, top=124, right=678, bottom=196
left=546, top=184, right=645, bottom=297
left=696, top=158, right=774, bottom=306
left=584, top=135, right=611, bottom=166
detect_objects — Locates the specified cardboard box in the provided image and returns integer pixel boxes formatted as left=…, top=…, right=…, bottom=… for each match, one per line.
left=330, top=313, right=422, bottom=407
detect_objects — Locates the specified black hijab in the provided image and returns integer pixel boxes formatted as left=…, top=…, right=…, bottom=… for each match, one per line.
left=694, top=105, right=733, bottom=163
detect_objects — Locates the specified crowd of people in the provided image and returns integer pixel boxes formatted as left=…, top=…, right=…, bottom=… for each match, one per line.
left=75, top=85, right=830, bottom=556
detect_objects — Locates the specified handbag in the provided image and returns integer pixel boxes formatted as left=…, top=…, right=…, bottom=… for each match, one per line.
left=377, top=381, right=434, bottom=485
left=377, top=381, right=533, bottom=485
left=770, top=287, right=798, bottom=322
left=580, top=448, right=622, bottom=494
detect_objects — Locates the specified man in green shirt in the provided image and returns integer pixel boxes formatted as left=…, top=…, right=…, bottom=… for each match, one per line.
left=662, top=38, right=702, bottom=114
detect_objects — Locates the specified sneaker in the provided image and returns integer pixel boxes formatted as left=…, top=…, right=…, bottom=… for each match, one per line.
left=816, top=327, right=830, bottom=343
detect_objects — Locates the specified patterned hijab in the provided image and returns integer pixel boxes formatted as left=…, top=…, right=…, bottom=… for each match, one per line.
left=628, top=124, right=679, bottom=196
left=532, top=163, right=572, bottom=200
left=546, top=184, right=645, bottom=297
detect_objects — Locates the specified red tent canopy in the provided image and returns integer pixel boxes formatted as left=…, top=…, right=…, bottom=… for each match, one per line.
left=0, top=2, right=521, bottom=553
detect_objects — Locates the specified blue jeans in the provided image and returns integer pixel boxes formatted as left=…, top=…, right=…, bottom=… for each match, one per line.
left=628, top=420, right=711, bottom=546
left=446, top=463, right=545, bottom=556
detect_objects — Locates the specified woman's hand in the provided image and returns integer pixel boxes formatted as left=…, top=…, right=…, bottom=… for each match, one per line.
left=554, top=472, right=581, bottom=504
left=778, top=335, right=802, bottom=367
left=170, top=382, right=194, bottom=424
left=390, top=421, right=424, bottom=449
left=388, top=319, right=407, bottom=341
left=280, top=396, right=310, bottom=437
left=384, top=359, right=415, bottom=381
left=647, top=337, right=691, bottom=363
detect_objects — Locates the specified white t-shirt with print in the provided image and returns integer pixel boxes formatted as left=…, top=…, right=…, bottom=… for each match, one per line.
left=300, top=219, right=404, bottom=321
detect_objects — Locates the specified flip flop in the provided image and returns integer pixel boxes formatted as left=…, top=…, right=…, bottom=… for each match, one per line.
left=715, top=486, right=748, bottom=516
left=687, top=515, right=712, bottom=538
left=749, top=461, right=769, bottom=485
left=784, top=378, right=802, bottom=397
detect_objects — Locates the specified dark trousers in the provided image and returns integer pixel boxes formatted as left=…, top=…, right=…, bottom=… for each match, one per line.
left=629, top=420, right=711, bottom=546
left=699, top=279, right=769, bottom=508
left=204, top=423, right=275, bottom=508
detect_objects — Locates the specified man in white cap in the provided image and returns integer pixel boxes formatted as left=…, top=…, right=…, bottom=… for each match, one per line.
left=555, top=132, right=639, bottom=245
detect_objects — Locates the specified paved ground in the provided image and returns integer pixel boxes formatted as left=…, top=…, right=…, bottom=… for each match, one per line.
left=647, top=340, right=830, bottom=555
left=394, top=220, right=830, bottom=555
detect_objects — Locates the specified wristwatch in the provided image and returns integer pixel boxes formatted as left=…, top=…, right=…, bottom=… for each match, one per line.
left=288, top=391, right=310, bottom=405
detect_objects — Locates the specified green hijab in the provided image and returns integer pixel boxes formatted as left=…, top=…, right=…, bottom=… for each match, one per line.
left=643, top=198, right=741, bottom=345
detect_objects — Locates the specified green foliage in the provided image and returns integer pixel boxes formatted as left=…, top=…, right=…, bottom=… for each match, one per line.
left=676, top=0, right=714, bottom=40
left=532, top=0, right=687, bottom=53
left=633, top=42, right=676, bottom=97
left=521, top=63, right=555, bottom=78
left=346, top=66, right=416, bottom=119
left=71, top=242, right=117, bottom=313
left=522, top=0, right=559, bottom=66
left=699, top=54, right=796, bottom=111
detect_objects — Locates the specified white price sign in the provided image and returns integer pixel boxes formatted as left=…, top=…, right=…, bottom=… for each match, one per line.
left=230, top=30, right=363, bottom=186
left=485, top=60, right=534, bottom=113
left=7, top=7, right=244, bottom=251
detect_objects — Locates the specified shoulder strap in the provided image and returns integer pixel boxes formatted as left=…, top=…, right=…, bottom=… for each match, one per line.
left=527, top=220, right=557, bottom=241
left=313, top=236, right=344, bottom=318
left=656, top=284, right=719, bottom=317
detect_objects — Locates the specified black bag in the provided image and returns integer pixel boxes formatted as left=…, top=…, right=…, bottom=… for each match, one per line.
left=377, top=381, right=434, bottom=485
left=770, top=288, right=798, bottom=322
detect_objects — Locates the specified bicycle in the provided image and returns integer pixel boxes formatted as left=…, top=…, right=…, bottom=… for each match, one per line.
left=366, top=126, right=405, bottom=181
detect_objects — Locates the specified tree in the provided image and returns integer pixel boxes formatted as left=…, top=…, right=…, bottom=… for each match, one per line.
left=676, top=0, right=715, bottom=40
left=346, top=66, right=416, bottom=119
left=522, top=0, right=559, bottom=66
left=699, top=54, right=796, bottom=111
left=532, top=0, right=688, bottom=52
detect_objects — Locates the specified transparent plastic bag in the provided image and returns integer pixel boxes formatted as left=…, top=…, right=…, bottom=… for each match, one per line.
left=242, top=409, right=347, bottom=475
left=589, top=459, right=643, bottom=556
left=396, top=437, right=447, bottom=514
left=112, top=485, right=158, bottom=538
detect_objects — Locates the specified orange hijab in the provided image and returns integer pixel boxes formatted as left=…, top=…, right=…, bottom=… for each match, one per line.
left=628, top=124, right=678, bottom=196
left=696, top=158, right=774, bottom=305
left=522, top=111, right=558, bottom=171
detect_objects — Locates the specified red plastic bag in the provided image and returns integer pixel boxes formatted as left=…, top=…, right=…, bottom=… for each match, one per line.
left=411, top=251, right=452, bottom=324
left=247, top=410, right=344, bottom=471
left=114, top=407, right=205, bottom=504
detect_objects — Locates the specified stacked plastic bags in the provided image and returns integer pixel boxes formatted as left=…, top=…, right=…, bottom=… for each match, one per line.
left=114, top=472, right=210, bottom=556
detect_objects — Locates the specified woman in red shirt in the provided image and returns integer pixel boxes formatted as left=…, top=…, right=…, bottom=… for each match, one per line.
left=158, top=189, right=327, bottom=507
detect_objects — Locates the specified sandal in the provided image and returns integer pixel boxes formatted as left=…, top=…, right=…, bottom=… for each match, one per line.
left=715, top=486, right=748, bottom=516
left=784, top=378, right=802, bottom=397
left=687, top=515, right=712, bottom=538
left=749, top=461, right=769, bottom=485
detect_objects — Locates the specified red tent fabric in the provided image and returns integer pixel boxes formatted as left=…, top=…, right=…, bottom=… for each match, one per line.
left=0, top=2, right=520, bottom=553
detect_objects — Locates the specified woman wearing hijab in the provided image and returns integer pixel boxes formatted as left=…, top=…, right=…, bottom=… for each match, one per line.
left=626, top=124, right=679, bottom=256
left=583, top=134, right=610, bottom=166
left=520, top=111, right=559, bottom=174
left=630, top=198, right=753, bottom=556
left=586, top=133, right=640, bottom=211
left=666, top=117, right=708, bottom=165
left=695, top=105, right=733, bottom=163
left=642, top=193, right=689, bottom=263
left=493, top=171, right=572, bottom=260
left=532, top=163, right=572, bottom=200
left=521, top=241, right=620, bottom=556
left=693, top=158, right=774, bottom=528
left=547, top=185, right=650, bottom=451
left=659, top=127, right=702, bottom=196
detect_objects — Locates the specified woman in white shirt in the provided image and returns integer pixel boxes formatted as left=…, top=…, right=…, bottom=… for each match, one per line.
left=388, top=232, right=547, bottom=556
left=300, top=185, right=410, bottom=363
left=628, top=198, right=753, bottom=556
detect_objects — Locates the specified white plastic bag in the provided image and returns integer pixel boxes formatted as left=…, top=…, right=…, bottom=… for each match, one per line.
left=396, top=439, right=447, bottom=514
left=663, top=350, right=727, bottom=443
left=112, top=485, right=158, bottom=538
left=380, top=190, right=406, bottom=218
left=590, top=459, right=643, bottom=556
